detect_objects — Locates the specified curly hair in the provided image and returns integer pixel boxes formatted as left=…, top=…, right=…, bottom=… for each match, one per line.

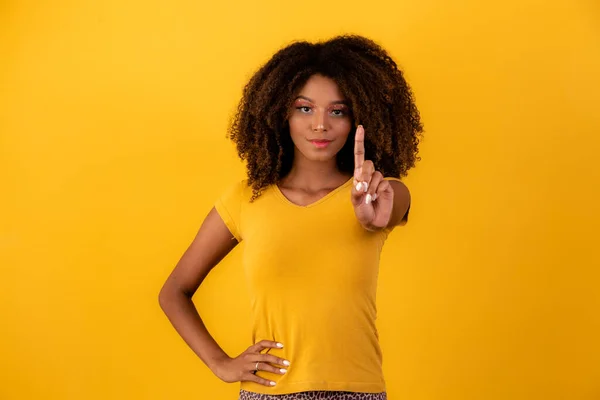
left=228, top=34, right=423, bottom=200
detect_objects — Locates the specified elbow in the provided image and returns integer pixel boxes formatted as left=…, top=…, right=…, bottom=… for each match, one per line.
left=158, top=286, right=169, bottom=311
left=158, top=282, right=177, bottom=311
left=158, top=281, right=192, bottom=311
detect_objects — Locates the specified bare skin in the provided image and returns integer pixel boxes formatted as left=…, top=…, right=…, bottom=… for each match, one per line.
left=158, top=74, right=411, bottom=388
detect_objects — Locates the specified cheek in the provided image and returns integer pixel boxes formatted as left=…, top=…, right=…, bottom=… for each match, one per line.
left=332, top=119, right=352, bottom=139
left=288, top=115, right=305, bottom=137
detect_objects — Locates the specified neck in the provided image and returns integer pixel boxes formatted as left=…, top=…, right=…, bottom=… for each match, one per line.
left=282, top=150, right=348, bottom=189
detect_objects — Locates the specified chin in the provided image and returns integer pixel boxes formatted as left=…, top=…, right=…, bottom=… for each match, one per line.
left=312, top=154, right=336, bottom=162
left=302, top=149, right=338, bottom=162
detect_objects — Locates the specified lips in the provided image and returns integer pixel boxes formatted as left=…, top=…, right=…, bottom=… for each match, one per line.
left=309, top=139, right=332, bottom=149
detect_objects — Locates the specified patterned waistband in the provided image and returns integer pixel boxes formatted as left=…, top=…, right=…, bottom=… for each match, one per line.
left=239, top=390, right=387, bottom=400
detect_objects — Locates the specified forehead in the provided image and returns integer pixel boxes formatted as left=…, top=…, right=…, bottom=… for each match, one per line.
left=297, top=74, right=345, bottom=102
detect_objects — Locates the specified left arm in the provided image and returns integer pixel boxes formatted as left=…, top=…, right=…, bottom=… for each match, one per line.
left=387, top=180, right=411, bottom=228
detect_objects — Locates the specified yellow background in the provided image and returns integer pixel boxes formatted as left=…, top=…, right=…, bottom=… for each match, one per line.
left=1, top=0, right=599, bottom=399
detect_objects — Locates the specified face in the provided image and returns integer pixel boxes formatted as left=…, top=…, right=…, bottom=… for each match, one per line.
left=288, top=74, right=353, bottom=163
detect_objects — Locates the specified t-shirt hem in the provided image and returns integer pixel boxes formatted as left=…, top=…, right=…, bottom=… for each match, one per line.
left=240, top=380, right=386, bottom=395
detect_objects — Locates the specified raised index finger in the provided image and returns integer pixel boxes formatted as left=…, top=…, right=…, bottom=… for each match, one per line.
left=354, top=125, right=365, bottom=174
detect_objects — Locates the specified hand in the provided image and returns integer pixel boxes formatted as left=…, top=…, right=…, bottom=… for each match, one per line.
left=212, top=340, right=290, bottom=387
left=351, top=125, right=394, bottom=231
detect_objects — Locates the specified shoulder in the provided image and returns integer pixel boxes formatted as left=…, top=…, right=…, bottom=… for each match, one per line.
left=219, top=179, right=253, bottom=198
left=384, top=176, right=408, bottom=189
left=214, top=179, right=255, bottom=212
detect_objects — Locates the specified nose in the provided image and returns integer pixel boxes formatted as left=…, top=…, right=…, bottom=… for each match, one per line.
left=311, top=108, right=326, bottom=132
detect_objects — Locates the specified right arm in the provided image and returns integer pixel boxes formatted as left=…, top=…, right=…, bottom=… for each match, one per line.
left=158, top=207, right=288, bottom=386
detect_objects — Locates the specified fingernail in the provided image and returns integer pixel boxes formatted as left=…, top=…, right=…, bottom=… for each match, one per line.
left=372, top=193, right=378, bottom=201
left=356, top=182, right=363, bottom=192
left=276, top=343, right=284, bottom=348
left=280, top=368, right=287, bottom=373
left=365, top=194, right=372, bottom=205
left=283, top=360, right=291, bottom=366
left=270, top=381, right=276, bottom=386
left=363, top=182, right=369, bottom=192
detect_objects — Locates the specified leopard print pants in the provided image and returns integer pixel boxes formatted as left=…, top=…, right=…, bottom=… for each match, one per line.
left=238, top=390, right=387, bottom=400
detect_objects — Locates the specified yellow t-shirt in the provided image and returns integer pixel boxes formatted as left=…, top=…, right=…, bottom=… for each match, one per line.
left=214, top=177, right=402, bottom=395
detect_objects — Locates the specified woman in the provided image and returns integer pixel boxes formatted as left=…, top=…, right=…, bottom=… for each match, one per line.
left=159, top=34, right=423, bottom=400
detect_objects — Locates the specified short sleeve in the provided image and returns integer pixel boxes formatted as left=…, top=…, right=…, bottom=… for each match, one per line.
left=214, top=180, right=247, bottom=242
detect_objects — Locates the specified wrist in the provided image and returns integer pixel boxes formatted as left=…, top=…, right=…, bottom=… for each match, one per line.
left=207, top=352, right=231, bottom=374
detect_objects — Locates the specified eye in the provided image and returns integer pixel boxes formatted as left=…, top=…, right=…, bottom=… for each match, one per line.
left=296, top=106, right=312, bottom=113
left=331, top=109, right=346, bottom=116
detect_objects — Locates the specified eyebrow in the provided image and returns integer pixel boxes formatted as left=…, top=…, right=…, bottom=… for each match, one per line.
left=295, top=95, right=349, bottom=105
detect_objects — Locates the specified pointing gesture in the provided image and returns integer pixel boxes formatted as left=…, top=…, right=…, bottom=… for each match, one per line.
left=351, top=125, right=394, bottom=231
